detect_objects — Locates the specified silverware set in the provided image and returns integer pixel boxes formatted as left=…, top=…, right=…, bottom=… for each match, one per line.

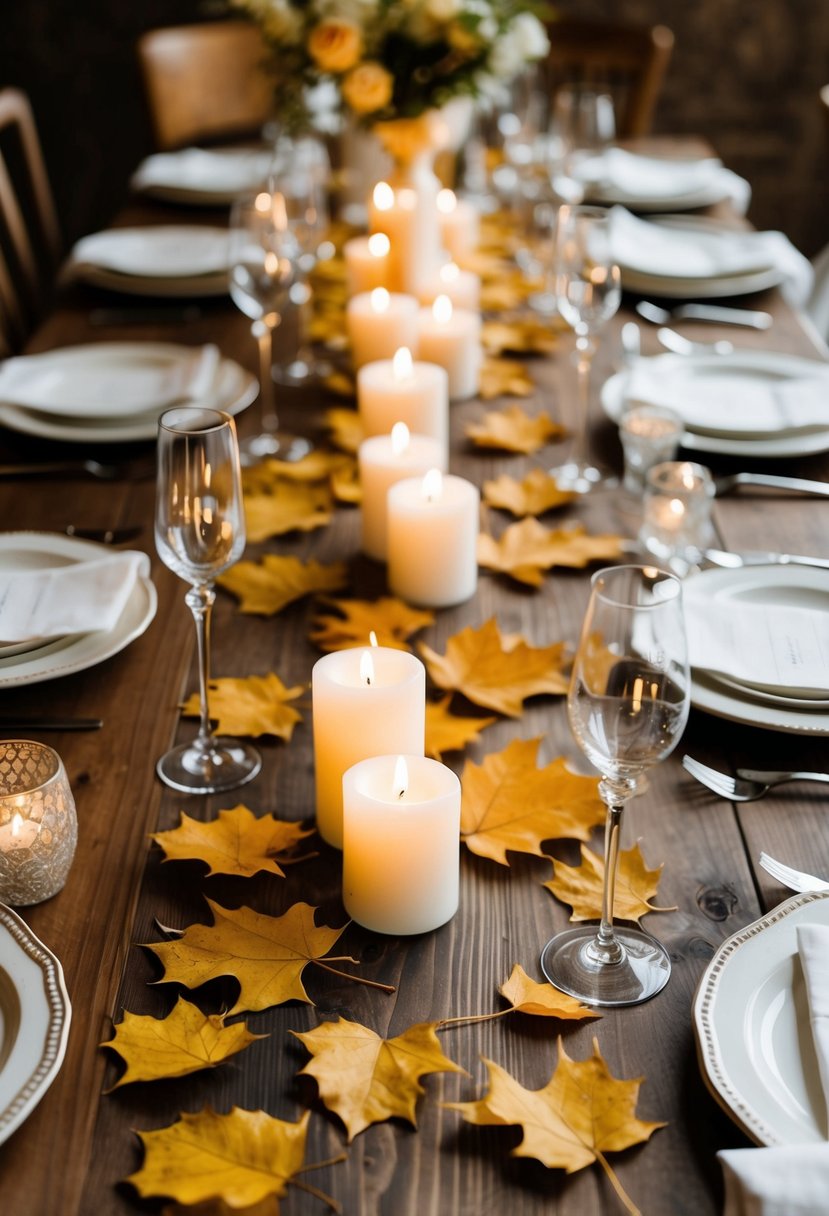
left=682, top=754, right=829, bottom=801
left=635, top=299, right=774, bottom=329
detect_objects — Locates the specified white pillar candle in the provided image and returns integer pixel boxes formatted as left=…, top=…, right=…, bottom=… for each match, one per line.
left=343, top=232, right=390, bottom=296
left=387, top=469, right=479, bottom=608
left=312, top=646, right=426, bottom=849
left=343, top=753, right=460, bottom=935
left=417, top=260, right=481, bottom=311
left=358, top=421, right=446, bottom=560
left=416, top=294, right=482, bottom=401
left=357, top=347, right=449, bottom=459
left=436, top=189, right=480, bottom=262
left=347, top=287, right=420, bottom=370
left=368, top=180, right=442, bottom=295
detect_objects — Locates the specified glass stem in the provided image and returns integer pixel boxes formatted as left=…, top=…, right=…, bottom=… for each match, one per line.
left=253, top=318, right=278, bottom=434
left=569, top=332, right=593, bottom=470
left=588, top=776, right=635, bottom=966
left=292, top=277, right=313, bottom=367
left=185, top=583, right=216, bottom=756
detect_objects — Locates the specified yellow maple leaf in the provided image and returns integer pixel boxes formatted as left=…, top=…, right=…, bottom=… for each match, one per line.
left=481, top=318, right=560, bottom=356
left=544, top=843, right=675, bottom=924
left=151, top=806, right=314, bottom=879
left=446, top=1038, right=663, bottom=1212
left=460, top=738, right=605, bottom=864
left=466, top=404, right=565, bottom=454
left=162, top=1200, right=277, bottom=1216
left=292, top=1017, right=466, bottom=1141
left=478, top=356, right=536, bottom=401
left=330, top=457, right=361, bottom=503
left=147, top=901, right=348, bottom=1013
left=322, top=369, right=357, bottom=399
left=482, top=469, right=577, bottom=517
left=217, top=555, right=348, bottom=616
left=324, top=406, right=364, bottom=453
left=425, top=695, right=497, bottom=759
left=242, top=451, right=349, bottom=488
left=499, top=964, right=598, bottom=1020
left=102, top=997, right=263, bottom=1088
left=127, top=1107, right=310, bottom=1208
left=181, top=674, right=304, bottom=741
left=244, top=482, right=333, bottom=542
left=478, top=519, right=627, bottom=587
left=418, top=618, right=570, bottom=717
left=310, top=596, right=434, bottom=652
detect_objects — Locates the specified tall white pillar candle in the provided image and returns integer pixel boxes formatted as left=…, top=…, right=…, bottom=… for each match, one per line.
left=417, top=260, right=481, bottom=312
left=436, top=189, right=480, bottom=262
left=347, top=287, right=419, bottom=370
left=369, top=180, right=442, bottom=296
left=357, top=347, right=449, bottom=459
left=416, top=295, right=482, bottom=401
left=343, top=753, right=460, bottom=935
left=312, top=646, right=426, bottom=849
left=387, top=469, right=479, bottom=608
left=358, top=422, right=446, bottom=560
left=343, top=232, right=390, bottom=296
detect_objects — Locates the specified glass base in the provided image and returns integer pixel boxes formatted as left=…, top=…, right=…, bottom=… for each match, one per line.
left=238, top=430, right=312, bottom=466
left=540, top=924, right=671, bottom=1007
left=156, top=737, right=262, bottom=795
left=549, top=458, right=618, bottom=495
left=273, top=356, right=333, bottom=387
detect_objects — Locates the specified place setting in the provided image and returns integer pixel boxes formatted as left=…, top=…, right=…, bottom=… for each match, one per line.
left=130, top=145, right=275, bottom=206
left=65, top=224, right=233, bottom=297
left=574, top=147, right=752, bottom=214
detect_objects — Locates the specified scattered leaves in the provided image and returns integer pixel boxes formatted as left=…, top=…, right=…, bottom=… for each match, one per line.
left=310, top=596, right=434, bottom=653
left=324, top=406, right=364, bottom=453
left=243, top=452, right=349, bottom=487
left=544, top=844, right=675, bottom=924
left=478, top=357, right=536, bottom=401
left=244, top=482, right=333, bottom=542
left=218, top=555, right=348, bottom=616
left=499, top=964, right=598, bottom=1021
left=330, top=457, right=361, bottom=504
left=425, top=695, right=496, bottom=759
left=323, top=369, right=357, bottom=399
left=483, top=469, right=577, bottom=517
left=151, top=805, right=314, bottom=879
left=180, top=673, right=304, bottom=741
left=466, top=404, right=564, bottom=454
left=482, top=318, right=560, bottom=356
left=478, top=520, right=627, bottom=587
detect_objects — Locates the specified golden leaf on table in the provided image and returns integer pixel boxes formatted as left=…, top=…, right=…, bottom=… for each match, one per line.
left=499, top=964, right=598, bottom=1021
left=162, top=1199, right=278, bottom=1216
left=445, top=1038, right=663, bottom=1213
left=180, top=673, right=304, bottom=741
left=322, top=369, right=357, bottom=398
left=151, top=805, right=314, bottom=879
left=466, top=404, right=564, bottom=454
left=218, top=554, right=348, bottom=616
left=309, top=310, right=348, bottom=349
left=483, top=469, right=577, bottom=516
left=324, top=406, right=364, bottom=453
left=310, top=595, right=434, bottom=652
left=480, top=278, right=534, bottom=313
left=478, top=519, right=627, bottom=587
left=418, top=618, right=570, bottom=717
left=425, top=694, right=497, bottom=759
left=330, top=456, right=361, bottom=503
left=147, top=901, right=347, bottom=1014
left=292, top=1017, right=466, bottom=1142
left=456, top=248, right=513, bottom=278
left=478, top=356, right=536, bottom=401
left=460, top=737, right=604, bottom=864
left=244, top=483, right=333, bottom=542
left=242, top=451, right=349, bottom=488
left=482, top=319, right=560, bottom=357
left=544, top=843, right=675, bottom=924
left=127, top=1107, right=310, bottom=1209
left=102, top=997, right=264, bottom=1088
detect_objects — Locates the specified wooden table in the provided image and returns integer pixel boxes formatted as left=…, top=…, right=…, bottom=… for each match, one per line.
left=1, top=177, right=828, bottom=1216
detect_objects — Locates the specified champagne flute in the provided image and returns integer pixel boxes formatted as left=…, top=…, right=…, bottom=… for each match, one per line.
left=540, top=564, right=689, bottom=1007
left=550, top=203, right=621, bottom=492
left=155, top=407, right=262, bottom=794
left=229, top=187, right=310, bottom=465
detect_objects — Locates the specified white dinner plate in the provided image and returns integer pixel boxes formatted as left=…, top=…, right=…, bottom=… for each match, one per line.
left=69, top=226, right=230, bottom=297
left=0, top=903, right=71, bottom=1146
left=693, top=891, right=829, bottom=1146
left=131, top=147, right=274, bottom=207
left=684, top=564, right=829, bottom=735
left=0, top=533, right=156, bottom=687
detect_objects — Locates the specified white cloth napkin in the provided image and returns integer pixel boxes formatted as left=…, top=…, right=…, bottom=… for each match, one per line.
left=131, top=147, right=274, bottom=195
left=70, top=226, right=230, bottom=278
left=576, top=148, right=752, bottom=214
left=719, top=924, right=829, bottom=1215
left=0, top=550, right=150, bottom=642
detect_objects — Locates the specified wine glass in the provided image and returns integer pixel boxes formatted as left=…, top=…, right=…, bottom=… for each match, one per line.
left=540, top=564, right=690, bottom=1007
left=551, top=83, right=616, bottom=175
left=228, top=187, right=310, bottom=465
left=549, top=203, right=621, bottom=493
left=155, top=406, right=262, bottom=794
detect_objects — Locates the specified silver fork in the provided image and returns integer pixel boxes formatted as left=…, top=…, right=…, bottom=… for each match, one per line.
left=758, top=852, right=829, bottom=893
left=682, top=755, right=829, bottom=802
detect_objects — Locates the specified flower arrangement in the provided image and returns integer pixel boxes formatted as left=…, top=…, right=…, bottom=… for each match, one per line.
left=230, top=0, right=550, bottom=131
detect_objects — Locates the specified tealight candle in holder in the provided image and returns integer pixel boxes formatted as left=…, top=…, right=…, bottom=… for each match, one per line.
left=416, top=294, right=482, bottom=401
left=358, top=421, right=446, bottom=560
left=619, top=405, right=683, bottom=494
left=357, top=346, right=449, bottom=457
left=387, top=469, right=479, bottom=607
left=0, top=741, right=78, bottom=906
left=347, top=287, right=419, bottom=370
left=639, top=461, right=715, bottom=564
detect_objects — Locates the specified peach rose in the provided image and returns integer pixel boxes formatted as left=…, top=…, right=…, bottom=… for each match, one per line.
left=308, top=19, right=362, bottom=73
left=341, top=61, right=394, bottom=115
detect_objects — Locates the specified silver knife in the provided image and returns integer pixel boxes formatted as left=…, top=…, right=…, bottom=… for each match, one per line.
left=714, top=473, right=829, bottom=498
left=704, top=547, right=829, bottom=571
left=675, top=303, right=773, bottom=329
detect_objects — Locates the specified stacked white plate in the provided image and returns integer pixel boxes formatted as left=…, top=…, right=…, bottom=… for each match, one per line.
left=131, top=146, right=275, bottom=206
left=574, top=148, right=750, bottom=213
left=68, top=226, right=231, bottom=296
left=0, top=341, right=256, bottom=443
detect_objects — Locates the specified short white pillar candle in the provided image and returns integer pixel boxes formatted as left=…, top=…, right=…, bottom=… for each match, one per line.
left=417, top=260, right=481, bottom=312
left=347, top=287, right=419, bottom=371
left=387, top=469, right=479, bottom=608
left=312, top=645, right=426, bottom=850
left=343, top=753, right=460, bottom=936
left=416, top=294, right=482, bottom=401
left=343, top=232, right=390, bottom=296
left=358, top=421, right=446, bottom=561
left=436, top=189, right=480, bottom=262
left=357, top=347, right=449, bottom=459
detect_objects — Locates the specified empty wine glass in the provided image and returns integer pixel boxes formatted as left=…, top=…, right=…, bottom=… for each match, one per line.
left=551, top=83, right=616, bottom=170
left=155, top=407, right=262, bottom=794
left=540, top=564, right=689, bottom=1007
left=229, top=187, right=310, bottom=464
left=550, top=203, right=621, bottom=492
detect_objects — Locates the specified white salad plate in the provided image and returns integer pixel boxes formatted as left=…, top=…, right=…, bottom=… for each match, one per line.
left=131, top=147, right=274, bottom=206
left=578, top=151, right=737, bottom=212
left=0, top=903, right=71, bottom=1146
left=0, top=533, right=156, bottom=687
left=69, top=226, right=230, bottom=297
left=693, top=891, right=829, bottom=1145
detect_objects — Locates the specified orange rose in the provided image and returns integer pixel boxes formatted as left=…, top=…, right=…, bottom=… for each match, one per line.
left=341, top=62, right=394, bottom=115
left=308, top=19, right=362, bottom=73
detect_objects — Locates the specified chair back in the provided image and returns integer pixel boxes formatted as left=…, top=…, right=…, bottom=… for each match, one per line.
left=137, top=20, right=275, bottom=151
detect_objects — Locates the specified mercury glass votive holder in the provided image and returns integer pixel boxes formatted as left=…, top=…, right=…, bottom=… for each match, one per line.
left=619, top=404, right=683, bottom=494
left=0, top=741, right=78, bottom=906
left=639, top=460, right=715, bottom=564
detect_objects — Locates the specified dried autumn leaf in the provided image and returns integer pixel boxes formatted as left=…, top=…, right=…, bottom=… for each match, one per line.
left=478, top=519, right=627, bottom=587
left=418, top=618, right=570, bottom=717
left=244, top=483, right=333, bottom=542
left=483, top=469, right=577, bottom=517
left=482, top=318, right=559, bottom=356
left=466, top=404, right=564, bottom=454
left=292, top=1017, right=466, bottom=1141
left=460, top=737, right=605, bottom=864
left=151, top=805, right=314, bottom=879
left=499, top=964, right=598, bottom=1020
left=162, top=1199, right=277, bottom=1216
left=544, top=843, right=675, bottom=924
left=480, top=279, right=533, bottom=312
left=446, top=1038, right=663, bottom=1214
left=425, top=694, right=496, bottom=759
left=102, top=997, right=263, bottom=1088
left=324, top=406, right=364, bottom=453
left=127, top=1107, right=310, bottom=1208
left=310, top=596, right=434, bottom=653
left=478, top=357, right=535, bottom=401
left=322, top=368, right=357, bottom=398
left=147, top=900, right=347, bottom=1013
left=180, top=674, right=304, bottom=741
left=218, top=554, right=347, bottom=617
left=330, top=457, right=361, bottom=504
left=243, top=451, right=350, bottom=488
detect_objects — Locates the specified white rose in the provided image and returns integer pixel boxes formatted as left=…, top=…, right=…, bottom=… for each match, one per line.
left=511, top=12, right=550, bottom=60
left=489, top=32, right=523, bottom=80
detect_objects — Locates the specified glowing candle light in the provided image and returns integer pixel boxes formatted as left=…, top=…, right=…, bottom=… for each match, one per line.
left=343, top=230, right=391, bottom=295
left=346, top=288, right=419, bottom=370
left=387, top=469, right=479, bottom=607
left=358, top=421, right=445, bottom=561
left=416, top=294, right=482, bottom=400
left=357, top=345, right=449, bottom=458
left=436, top=188, right=480, bottom=261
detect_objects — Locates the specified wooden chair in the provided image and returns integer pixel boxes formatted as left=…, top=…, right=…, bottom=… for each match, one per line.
left=544, top=18, right=675, bottom=138
left=136, top=20, right=276, bottom=151
left=0, top=88, right=61, bottom=356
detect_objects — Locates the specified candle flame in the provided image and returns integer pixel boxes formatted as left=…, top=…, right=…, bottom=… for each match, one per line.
left=391, top=421, right=410, bottom=455
left=371, top=287, right=390, bottom=314
left=680, top=465, right=697, bottom=490
left=369, top=630, right=379, bottom=647
left=11, top=812, right=22, bottom=838
left=393, top=755, right=409, bottom=800
left=432, top=294, right=453, bottom=324
left=392, top=347, right=414, bottom=381
left=367, top=232, right=390, bottom=257
left=373, top=181, right=394, bottom=210
left=436, top=188, right=457, bottom=215
left=422, top=468, right=443, bottom=502
left=439, top=262, right=460, bottom=285
left=360, top=649, right=375, bottom=687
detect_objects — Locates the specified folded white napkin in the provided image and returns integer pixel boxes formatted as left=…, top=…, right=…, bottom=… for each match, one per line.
left=719, top=924, right=829, bottom=1215
left=0, top=550, right=150, bottom=642
left=131, top=147, right=274, bottom=194
left=70, top=226, right=230, bottom=278
left=576, top=148, right=752, bottom=214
